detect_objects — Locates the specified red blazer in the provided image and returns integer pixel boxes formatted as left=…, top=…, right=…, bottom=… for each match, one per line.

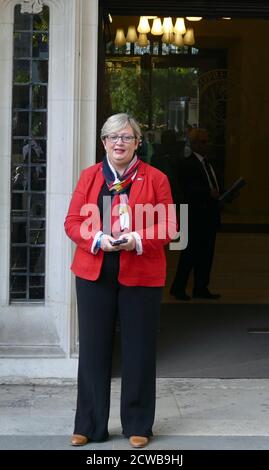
left=64, top=161, right=177, bottom=286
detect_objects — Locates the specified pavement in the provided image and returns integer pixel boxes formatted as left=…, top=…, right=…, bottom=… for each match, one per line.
left=1, top=378, right=269, bottom=450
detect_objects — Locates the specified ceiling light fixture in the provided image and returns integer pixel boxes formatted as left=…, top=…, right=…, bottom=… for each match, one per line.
left=186, top=17, right=202, bottom=21
left=113, top=16, right=198, bottom=49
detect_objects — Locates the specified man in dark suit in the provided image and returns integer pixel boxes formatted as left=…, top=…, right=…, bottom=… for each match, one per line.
left=170, top=128, right=221, bottom=300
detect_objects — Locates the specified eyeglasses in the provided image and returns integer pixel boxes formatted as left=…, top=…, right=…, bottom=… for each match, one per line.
left=106, top=134, right=136, bottom=144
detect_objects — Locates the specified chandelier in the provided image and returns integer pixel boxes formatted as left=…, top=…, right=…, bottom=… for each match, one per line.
left=113, top=16, right=201, bottom=49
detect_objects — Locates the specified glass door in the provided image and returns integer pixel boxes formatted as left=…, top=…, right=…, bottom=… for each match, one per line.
left=104, top=52, right=226, bottom=195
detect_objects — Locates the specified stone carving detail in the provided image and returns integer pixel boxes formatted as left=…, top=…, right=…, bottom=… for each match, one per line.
left=21, top=0, right=44, bottom=14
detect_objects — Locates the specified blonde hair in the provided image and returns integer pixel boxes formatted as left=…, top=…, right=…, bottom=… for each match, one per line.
left=101, top=113, right=142, bottom=141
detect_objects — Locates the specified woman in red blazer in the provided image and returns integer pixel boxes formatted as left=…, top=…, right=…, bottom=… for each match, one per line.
left=65, top=113, right=176, bottom=448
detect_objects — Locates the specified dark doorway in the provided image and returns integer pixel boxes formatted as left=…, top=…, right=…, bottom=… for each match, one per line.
left=98, top=7, right=269, bottom=377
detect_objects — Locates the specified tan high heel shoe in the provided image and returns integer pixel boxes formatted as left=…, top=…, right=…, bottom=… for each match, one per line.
left=129, top=435, right=149, bottom=448
left=70, top=434, right=89, bottom=446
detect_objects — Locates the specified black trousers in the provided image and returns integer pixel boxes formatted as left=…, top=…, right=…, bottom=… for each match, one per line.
left=171, top=220, right=217, bottom=294
left=74, top=253, right=162, bottom=441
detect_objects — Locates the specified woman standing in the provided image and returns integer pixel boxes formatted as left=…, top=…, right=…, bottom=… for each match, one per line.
left=65, top=113, right=176, bottom=448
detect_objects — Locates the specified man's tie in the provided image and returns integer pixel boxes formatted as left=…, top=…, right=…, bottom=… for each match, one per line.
left=203, top=158, right=219, bottom=191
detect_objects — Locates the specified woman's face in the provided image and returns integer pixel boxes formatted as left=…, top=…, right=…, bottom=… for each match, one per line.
left=103, top=124, right=139, bottom=172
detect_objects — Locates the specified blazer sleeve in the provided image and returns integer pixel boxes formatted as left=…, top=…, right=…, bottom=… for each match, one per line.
left=64, top=170, right=101, bottom=252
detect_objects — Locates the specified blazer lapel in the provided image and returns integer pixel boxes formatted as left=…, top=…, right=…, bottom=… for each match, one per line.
left=128, top=162, right=146, bottom=208
left=90, top=165, right=105, bottom=203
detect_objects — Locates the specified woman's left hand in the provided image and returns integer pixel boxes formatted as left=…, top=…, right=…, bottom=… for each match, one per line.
left=118, top=233, right=136, bottom=251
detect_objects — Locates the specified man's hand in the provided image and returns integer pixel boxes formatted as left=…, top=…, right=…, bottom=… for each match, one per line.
left=210, top=189, right=220, bottom=200
left=226, top=191, right=240, bottom=203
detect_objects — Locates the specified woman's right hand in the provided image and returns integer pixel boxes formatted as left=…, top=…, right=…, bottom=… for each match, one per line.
left=100, top=234, right=121, bottom=252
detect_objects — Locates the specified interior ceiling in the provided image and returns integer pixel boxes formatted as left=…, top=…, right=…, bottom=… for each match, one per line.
left=100, top=0, right=269, bottom=18
left=108, top=17, right=267, bottom=48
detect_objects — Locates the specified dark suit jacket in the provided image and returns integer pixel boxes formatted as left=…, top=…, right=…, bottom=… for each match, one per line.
left=179, top=153, right=221, bottom=230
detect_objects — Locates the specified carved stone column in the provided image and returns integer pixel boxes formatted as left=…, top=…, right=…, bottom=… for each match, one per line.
left=21, top=0, right=44, bottom=14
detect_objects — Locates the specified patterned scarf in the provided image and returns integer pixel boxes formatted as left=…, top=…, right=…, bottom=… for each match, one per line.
left=102, top=154, right=140, bottom=238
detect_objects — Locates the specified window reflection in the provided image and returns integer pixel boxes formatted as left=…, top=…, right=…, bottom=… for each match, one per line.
left=31, top=166, right=46, bottom=191
left=30, top=194, right=45, bottom=218
left=14, top=32, right=31, bottom=58
left=11, top=221, right=27, bottom=244
left=12, top=165, right=28, bottom=190
left=12, top=111, right=29, bottom=136
left=14, top=11, right=31, bottom=30
left=11, top=193, right=28, bottom=216
left=32, top=60, right=48, bottom=83
left=13, top=60, right=30, bottom=83
left=30, top=247, right=45, bottom=273
left=12, top=140, right=27, bottom=164
left=11, top=247, right=27, bottom=273
left=32, top=112, right=47, bottom=137
left=10, top=275, right=27, bottom=300
left=32, top=33, right=49, bottom=58
left=13, top=85, right=30, bottom=109
left=32, top=85, right=47, bottom=109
